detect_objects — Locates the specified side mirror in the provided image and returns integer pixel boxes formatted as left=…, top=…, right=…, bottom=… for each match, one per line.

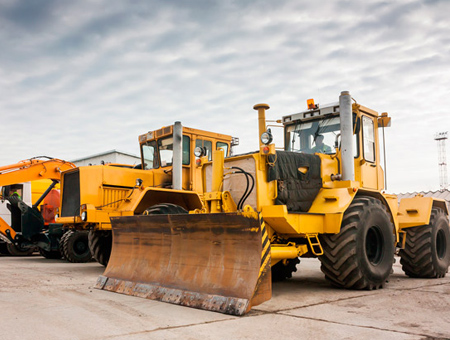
left=334, top=133, right=341, bottom=149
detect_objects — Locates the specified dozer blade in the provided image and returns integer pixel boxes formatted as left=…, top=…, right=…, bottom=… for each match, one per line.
left=95, top=213, right=271, bottom=315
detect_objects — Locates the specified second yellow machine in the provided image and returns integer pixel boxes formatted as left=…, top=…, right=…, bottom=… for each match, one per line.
left=56, top=123, right=234, bottom=264
left=97, top=91, right=450, bottom=315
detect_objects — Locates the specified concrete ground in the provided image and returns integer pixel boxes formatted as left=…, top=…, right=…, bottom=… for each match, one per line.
left=0, top=254, right=449, bottom=340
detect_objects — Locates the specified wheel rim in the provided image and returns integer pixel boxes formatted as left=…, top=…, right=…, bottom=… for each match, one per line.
left=436, top=229, right=446, bottom=260
left=366, top=226, right=384, bottom=265
left=74, top=239, right=87, bottom=255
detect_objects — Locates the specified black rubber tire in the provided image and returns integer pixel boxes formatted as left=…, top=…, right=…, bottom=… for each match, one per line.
left=271, top=258, right=300, bottom=281
left=6, top=243, right=35, bottom=256
left=88, top=230, right=112, bottom=267
left=0, top=242, right=9, bottom=254
left=39, top=247, right=63, bottom=259
left=319, top=196, right=395, bottom=290
left=61, top=230, right=92, bottom=263
left=144, top=203, right=188, bottom=215
left=399, top=207, right=450, bottom=278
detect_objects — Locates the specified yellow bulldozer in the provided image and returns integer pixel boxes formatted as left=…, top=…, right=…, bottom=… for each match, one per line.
left=96, top=91, right=450, bottom=316
left=56, top=123, right=234, bottom=264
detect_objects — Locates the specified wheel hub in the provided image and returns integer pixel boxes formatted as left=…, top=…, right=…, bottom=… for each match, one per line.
left=74, top=240, right=87, bottom=255
left=366, top=226, right=384, bottom=265
left=436, top=229, right=447, bottom=260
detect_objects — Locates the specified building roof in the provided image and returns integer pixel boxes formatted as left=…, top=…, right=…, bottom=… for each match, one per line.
left=396, top=189, right=450, bottom=201
left=70, top=149, right=139, bottom=163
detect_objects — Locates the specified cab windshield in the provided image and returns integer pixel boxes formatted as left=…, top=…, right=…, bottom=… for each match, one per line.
left=286, top=116, right=340, bottom=154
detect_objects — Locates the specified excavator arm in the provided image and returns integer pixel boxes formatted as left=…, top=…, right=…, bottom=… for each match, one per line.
left=0, top=157, right=75, bottom=187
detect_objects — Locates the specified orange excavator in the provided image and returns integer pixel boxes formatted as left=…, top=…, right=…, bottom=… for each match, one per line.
left=0, top=157, right=81, bottom=259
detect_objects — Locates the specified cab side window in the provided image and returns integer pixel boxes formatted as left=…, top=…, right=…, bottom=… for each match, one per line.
left=362, top=116, right=375, bottom=162
left=182, top=135, right=190, bottom=165
left=142, top=141, right=158, bottom=170
left=217, top=142, right=229, bottom=157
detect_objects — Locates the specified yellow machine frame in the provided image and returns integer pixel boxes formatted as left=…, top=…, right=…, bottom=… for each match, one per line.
left=56, top=125, right=233, bottom=230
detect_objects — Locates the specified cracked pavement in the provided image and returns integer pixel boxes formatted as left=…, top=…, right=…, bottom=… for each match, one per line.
left=0, top=255, right=448, bottom=340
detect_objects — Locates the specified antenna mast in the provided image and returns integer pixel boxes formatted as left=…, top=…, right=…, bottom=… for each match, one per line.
left=435, top=131, right=448, bottom=191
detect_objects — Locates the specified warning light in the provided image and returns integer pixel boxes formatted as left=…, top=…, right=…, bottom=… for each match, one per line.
left=195, top=158, right=202, bottom=166
left=263, top=146, right=270, bottom=154
left=307, top=99, right=315, bottom=110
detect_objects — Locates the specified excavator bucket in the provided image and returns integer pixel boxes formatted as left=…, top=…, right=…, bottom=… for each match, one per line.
left=95, top=213, right=272, bottom=315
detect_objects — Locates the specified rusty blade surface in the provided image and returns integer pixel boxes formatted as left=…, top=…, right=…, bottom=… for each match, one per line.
left=95, top=213, right=271, bottom=315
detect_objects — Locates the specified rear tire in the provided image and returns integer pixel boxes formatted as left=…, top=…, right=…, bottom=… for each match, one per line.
left=6, top=243, right=35, bottom=256
left=39, top=248, right=62, bottom=259
left=399, top=207, right=450, bottom=278
left=61, top=230, right=92, bottom=263
left=319, top=196, right=395, bottom=290
left=88, top=230, right=112, bottom=267
left=144, top=203, right=188, bottom=215
left=271, top=258, right=300, bottom=281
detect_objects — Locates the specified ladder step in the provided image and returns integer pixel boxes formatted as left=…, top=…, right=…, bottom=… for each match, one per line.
left=306, top=234, right=323, bottom=256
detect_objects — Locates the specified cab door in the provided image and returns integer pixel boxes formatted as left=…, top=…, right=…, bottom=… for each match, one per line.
left=359, top=115, right=379, bottom=189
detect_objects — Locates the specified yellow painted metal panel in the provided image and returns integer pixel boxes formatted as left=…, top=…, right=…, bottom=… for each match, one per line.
left=262, top=205, right=325, bottom=235
left=398, top=196, right=433, bottom=229
left=308, top=186, right=356, bottom=215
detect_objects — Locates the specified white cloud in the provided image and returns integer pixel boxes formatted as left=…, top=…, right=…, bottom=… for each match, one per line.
left=0, top=0, right=449, bottom=193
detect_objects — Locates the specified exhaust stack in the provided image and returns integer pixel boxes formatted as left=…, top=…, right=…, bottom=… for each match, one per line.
left=339, top=91, right=355, bottom=181
left=253, top=103, right=270, bottom=147
left=172, top=121, right=183, bottom=190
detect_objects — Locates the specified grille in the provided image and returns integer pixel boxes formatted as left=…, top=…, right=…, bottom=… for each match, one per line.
left=102, top=187, right=129, bottom=209
left=61, top=170, right=80, bottom=217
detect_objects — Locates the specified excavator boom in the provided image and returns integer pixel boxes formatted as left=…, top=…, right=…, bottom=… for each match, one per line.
left=0, top=158, right=75, bottom=187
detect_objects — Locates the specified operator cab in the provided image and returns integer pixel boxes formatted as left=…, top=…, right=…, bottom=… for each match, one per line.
left=140, top=131, right=231, bottom=171
left=283, top=100, right=359, bottom=157
left=281, top=97, right=390, bottom=191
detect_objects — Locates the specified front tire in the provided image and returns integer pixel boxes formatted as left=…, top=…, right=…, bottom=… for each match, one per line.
left=271, top=258, right=300, bottom=281
left=143, top=203, right=188, bottom=215
left=319, top=196, right=395, bottom=290
left=399, top=207, right=450, bottom=278
left=61, top=230, right=92, bottom=263
left=88, top=230, right=112, bottom=267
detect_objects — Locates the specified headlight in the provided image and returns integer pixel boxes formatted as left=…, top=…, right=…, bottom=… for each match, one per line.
left=194, top=146, right=206, bottom=157
left=81, top=211, right=87, bottom=221
left=55, top=214, right=59, bottom=219
left=260, top=131, right=273, bottom=145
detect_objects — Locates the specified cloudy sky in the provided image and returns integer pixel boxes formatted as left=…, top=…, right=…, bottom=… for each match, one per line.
left=0, top=0, right=449, bottom=193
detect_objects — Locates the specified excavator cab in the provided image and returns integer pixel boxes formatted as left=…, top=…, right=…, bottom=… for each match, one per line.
left=0, top=158, right=74, bottom=256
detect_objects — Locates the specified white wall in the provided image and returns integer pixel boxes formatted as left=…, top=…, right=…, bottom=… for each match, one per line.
left=73, top=153, right=140, bottom=167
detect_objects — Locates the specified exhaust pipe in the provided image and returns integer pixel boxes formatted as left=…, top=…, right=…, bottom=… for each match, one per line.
left=253, top=103, right=270, bottom=147
left=172, top=121, right=183, bottom=190
left=339, top=91, right=355, bottom=181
